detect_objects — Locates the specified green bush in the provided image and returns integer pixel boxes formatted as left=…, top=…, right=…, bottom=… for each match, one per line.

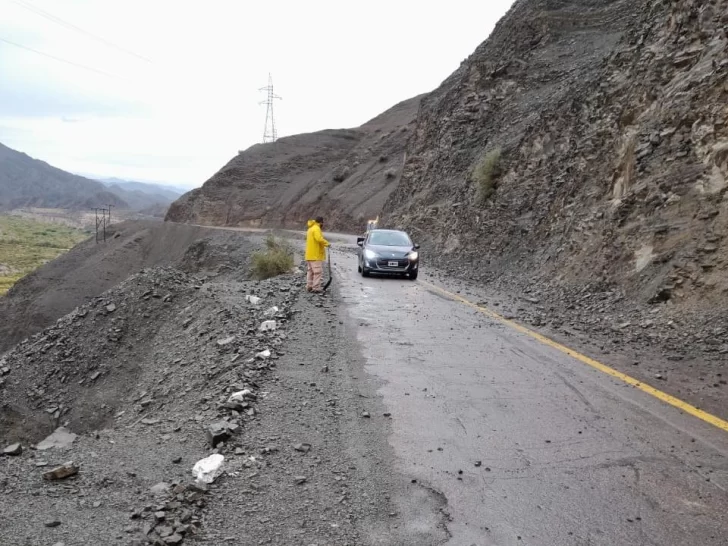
left=251, top=235, right=295, bottom=280
left=472, top=148, right=502, bottom=203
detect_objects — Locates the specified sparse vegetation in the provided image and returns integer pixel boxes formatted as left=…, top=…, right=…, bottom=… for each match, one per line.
left=251, top=235, right=295, bottom=280
left=472, top=147, right=502, bottom=203
left=384, top=168, right=397, bottom=179
left=0, top=215, right=90, bottom=295
left=332, top=165, right=351, bottom=183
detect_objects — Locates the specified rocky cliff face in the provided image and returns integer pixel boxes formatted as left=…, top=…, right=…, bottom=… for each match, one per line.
left=383, top=0, right=728, bottom=310
left=165, top=97, right=422, bottom=231
left=167, top=0, right=728, bottom=321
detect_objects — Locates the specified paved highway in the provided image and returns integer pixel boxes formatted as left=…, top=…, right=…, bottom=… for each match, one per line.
left=330, top=243, right=728, bottom=546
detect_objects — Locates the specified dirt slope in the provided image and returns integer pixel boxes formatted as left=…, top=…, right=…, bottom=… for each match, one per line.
left=0, top=220, right=255, bottom=354
left=0, top=249, right=446, bottom=545
left=165, top=96, right=422, bottom=231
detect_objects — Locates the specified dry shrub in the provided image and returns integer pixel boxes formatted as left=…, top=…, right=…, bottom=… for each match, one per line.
left=251, top=235, right=294, bottom=279
left=472, top=148, right=502, bottom=203
left=332, top=166, right=351, bottom=183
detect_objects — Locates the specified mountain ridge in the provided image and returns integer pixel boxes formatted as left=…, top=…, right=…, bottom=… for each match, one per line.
left=0, top=143, right=180, bottom=213
left=0, top=142, right=129, bottom=211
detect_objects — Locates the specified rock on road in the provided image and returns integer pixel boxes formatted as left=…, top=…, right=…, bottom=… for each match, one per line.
left=329, top=241, right=728, bottom=546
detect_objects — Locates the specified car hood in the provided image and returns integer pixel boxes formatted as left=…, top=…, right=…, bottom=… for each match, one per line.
left=365, top=244, right=414, bottom=257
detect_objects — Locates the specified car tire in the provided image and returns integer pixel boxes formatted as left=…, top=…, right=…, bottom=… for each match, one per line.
left=362, top=267, right=370, bottom=278
left=409, top=271, right=418, bottom=280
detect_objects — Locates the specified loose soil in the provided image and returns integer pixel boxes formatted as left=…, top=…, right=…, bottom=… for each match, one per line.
left=0, top=222, right=447, bottom=546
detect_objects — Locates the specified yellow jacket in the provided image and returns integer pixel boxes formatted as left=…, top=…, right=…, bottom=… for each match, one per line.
left=305, top=219, right=329, bottom=261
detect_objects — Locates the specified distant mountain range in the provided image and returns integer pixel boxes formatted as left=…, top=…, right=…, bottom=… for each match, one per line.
left=94, top=177, right=183, bottom=212
left=0, top=142, right=182, bottom=213
left=96, top=177, right=186, bottom=200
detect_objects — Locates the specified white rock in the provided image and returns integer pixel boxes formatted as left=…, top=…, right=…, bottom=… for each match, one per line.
left=245, top=295, right=261, bottom=305
left=192, top=453, right=225, bottom=484
left=259, top=320, right=277, bottom=332
left=229, top=389, right=253, bottom=403
left=36, top=427, right=77, bottom=451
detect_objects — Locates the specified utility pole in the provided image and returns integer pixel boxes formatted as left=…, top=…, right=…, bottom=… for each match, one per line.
left=105, top=204, right=113, bottom=225
left=259, top=73, right=281, bottom=143
left=93, top=207, right=110, bottom=243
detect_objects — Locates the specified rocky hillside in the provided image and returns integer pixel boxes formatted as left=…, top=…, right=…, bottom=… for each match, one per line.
left=165, top=96, right=422, bottom=231
left=0, top=142, right=128, bottom=211
left=167, top=0, right=727, bottom=317
left=383, top=0, right=728, bottom=310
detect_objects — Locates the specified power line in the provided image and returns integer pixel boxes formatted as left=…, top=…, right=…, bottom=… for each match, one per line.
left=9, top=0, right=153, bottom=64
left=0, top=36, right=117, bottom=78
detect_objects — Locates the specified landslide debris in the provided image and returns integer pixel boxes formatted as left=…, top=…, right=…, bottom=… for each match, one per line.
left=0, top=260, right=297, bottom=544
left=0, top=266, right=294, bottom=443
left=0, top=251, right=448, bottom=545
left=0, top=220, right=256, bottom=354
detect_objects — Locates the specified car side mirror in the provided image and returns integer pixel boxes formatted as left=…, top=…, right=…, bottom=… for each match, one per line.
left=414, top=244, right=420, bottom=250
left=356, top=237, right=364, bottom=247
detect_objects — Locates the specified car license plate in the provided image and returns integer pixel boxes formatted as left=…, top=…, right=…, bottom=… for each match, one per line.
left=388, top=261, right=398, bottom=267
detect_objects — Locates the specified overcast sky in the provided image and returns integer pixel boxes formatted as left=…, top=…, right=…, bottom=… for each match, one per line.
left=0, top=0, right=514, bottom=188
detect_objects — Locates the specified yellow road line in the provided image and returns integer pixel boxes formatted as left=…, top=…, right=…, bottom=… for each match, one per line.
left=420, top=280, right=728, bottom=434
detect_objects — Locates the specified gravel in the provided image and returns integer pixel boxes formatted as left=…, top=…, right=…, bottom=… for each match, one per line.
left=0, top=236, right=447, bottom=544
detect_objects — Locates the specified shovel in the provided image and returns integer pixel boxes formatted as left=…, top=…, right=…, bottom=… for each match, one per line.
left=323, top=252, right=332, bottom=291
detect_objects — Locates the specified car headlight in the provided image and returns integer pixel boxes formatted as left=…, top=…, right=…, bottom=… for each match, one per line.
left=408, top=251, right=419, bottom=260
left=364, top=249, right=378, bottom=259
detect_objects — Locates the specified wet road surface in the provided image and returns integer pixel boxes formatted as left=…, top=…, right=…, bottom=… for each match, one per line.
left=331, top=245, right=728, bottom=546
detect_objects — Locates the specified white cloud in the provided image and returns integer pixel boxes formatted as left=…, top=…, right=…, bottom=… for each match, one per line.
left=0, top=0, right=514, bottom=187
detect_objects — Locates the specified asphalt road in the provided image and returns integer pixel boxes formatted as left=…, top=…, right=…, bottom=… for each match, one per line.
left=329, top=242, right=728, bottom=546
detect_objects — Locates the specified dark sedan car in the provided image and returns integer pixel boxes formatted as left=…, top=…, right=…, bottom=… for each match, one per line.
left=356, top=228, right=420, bottom=280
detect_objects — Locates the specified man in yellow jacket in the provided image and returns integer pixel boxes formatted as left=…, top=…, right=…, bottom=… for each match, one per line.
left=305, top=216, right=330, bottom=292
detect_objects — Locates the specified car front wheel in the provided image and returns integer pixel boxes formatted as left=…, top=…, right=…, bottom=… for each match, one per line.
left=409, top=270, right=418, bottom=280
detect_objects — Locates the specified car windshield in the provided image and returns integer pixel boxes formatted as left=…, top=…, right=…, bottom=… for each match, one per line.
left=369, top=231, right=411, bottom=247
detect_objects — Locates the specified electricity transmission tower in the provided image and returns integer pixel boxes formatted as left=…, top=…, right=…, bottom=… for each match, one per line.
left=259, top=74, right=281, bottom=143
